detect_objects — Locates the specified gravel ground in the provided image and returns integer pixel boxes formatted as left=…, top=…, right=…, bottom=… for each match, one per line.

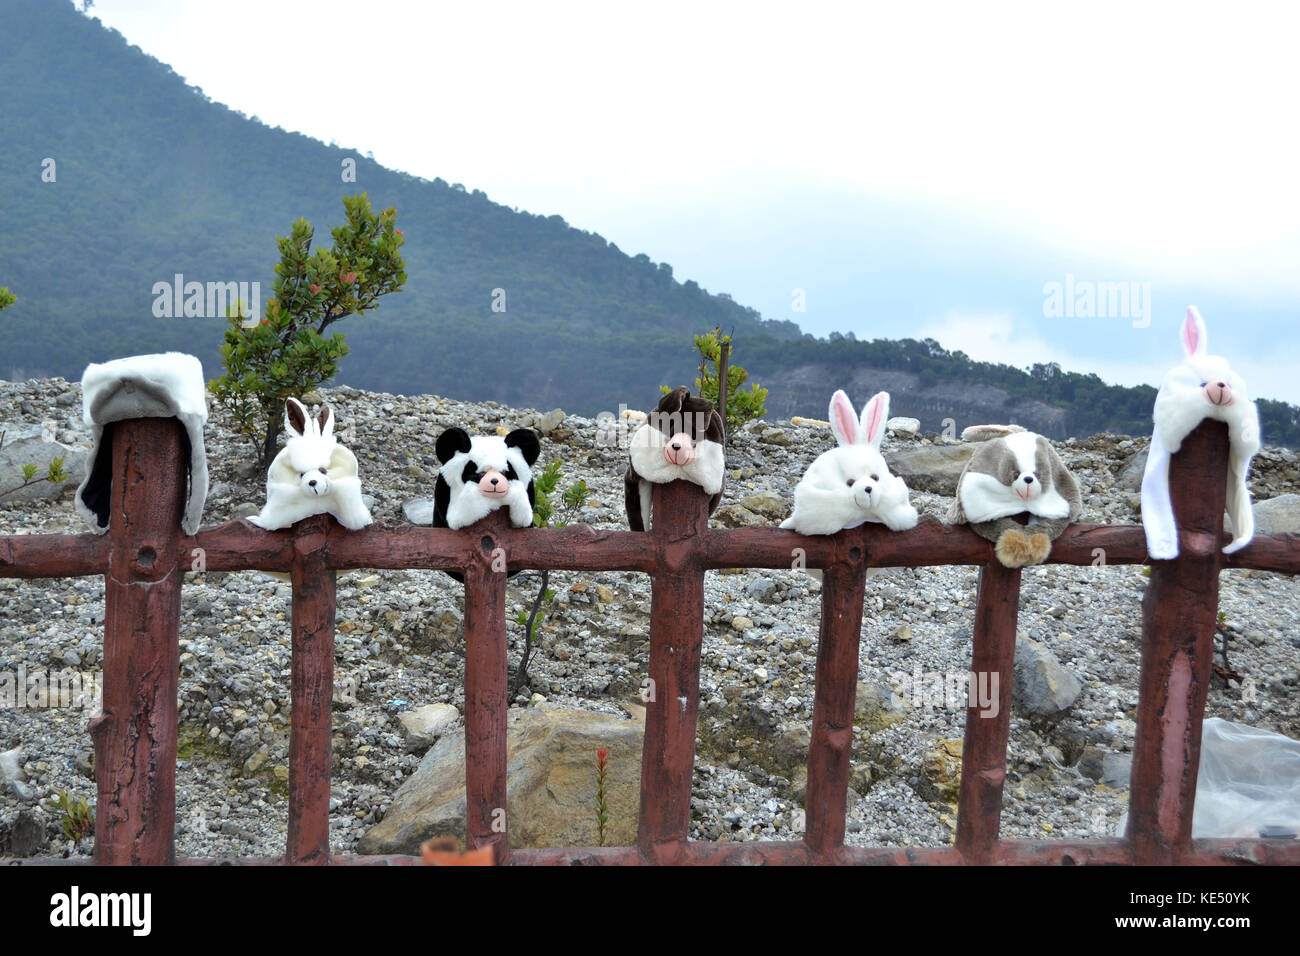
left=2, top=376, right=1298, bottom=859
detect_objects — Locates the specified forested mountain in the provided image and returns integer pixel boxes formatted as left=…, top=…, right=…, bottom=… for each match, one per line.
left=2, top=0, right=1297, bottom=446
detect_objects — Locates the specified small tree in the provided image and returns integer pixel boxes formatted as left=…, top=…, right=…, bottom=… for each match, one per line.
left=0, top=287, right=15, bottom=311
left=511, top=459, right=588, bottom=699
left=665, top=327, right=767, bottom=443
left=210, top=194, right=406, bottom=465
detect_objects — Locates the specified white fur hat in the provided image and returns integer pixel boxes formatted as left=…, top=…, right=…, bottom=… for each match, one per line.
left=75, top=352, right=209, bottom=535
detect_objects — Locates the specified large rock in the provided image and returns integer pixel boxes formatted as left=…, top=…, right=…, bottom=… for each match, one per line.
left=884, top=444, right=977, bottom=495
left=358, top=705, right=642, bottom=854
left=1115, top=448, right=1148, bottom=492
left=0, top=423, right=87, bottom=502
left=713, top=493, right=789, bottom=528
left=917, top=738, right=964, bottom=805
left=399, top=703, right=460, bottom=750
left=737, top=492, right=788, bottom=522
left=886, top=417, right=921, bottom=438
left=1013, top=636, right=1082, bottom=717
left=1253, top=494, right=1300, bottom=535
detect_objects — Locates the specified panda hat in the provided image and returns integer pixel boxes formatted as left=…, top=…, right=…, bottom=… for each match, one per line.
left=433, top=426, right=541, bottom=531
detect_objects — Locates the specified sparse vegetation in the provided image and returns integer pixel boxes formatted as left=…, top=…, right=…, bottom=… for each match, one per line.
left=48, top=789, right=94, bottom=843
left=671, top=327, right=768, bottom=442
left=511, top=458, right=588, bottom=698
left=209, top=194, right=406, bottom=465
left=0, top=430, right=68, bottom=501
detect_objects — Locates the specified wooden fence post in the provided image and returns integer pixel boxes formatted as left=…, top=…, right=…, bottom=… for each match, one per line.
left=638, top=480, right=710, bottom=861
left=804, top=551, right=868, bottom=855
left=1128, top=420, right=1228, bottom=863
left=286, top=514, right=336, bottom=863
left=955, top=560, right=1021, bottom=863
left=90, top=418, right=187, bottom=865
left=463, top=511, right=511, bottom=861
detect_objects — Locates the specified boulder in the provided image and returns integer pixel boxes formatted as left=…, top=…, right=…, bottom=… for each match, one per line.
left=0, top=423, right=87, bottom=502
left=1253, top=494, right=1300, bottom=535
left=713, top=504, right=762, bottom=528
left=1115, top=448, right=1148, bottom=493
left=357, top=705, right=643, bottom=854
left=737, top=492, right=789, bottom=522
left=399, top=703, right=460, bottom=750
left=917, top=738, right=964, bottom=805
left=536, top=409, right=565, bottom=435
left=884, top=444, right=977, bottom=495
left=886, top=417, right=921, bottom=438
left=1013, top=636, right=1082, bottom=717
left=714, top=493, right=788, bottom=528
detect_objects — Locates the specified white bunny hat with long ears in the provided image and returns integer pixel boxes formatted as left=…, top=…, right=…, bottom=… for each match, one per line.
left=1140, top=306, right=1261, bottom=559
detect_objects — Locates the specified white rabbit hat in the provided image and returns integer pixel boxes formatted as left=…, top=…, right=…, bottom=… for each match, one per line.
left=76, top=352, right=209, bottom=535
left=1140, top=306, right=1261, bottom=559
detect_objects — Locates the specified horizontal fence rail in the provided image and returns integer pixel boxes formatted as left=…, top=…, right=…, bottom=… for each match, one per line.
left=1, top=417, right=1299, bottom=865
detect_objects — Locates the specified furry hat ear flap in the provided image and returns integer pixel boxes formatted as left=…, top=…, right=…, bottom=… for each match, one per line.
left=961, top=424, right=1025, bottom=442
left=1182, top=306, right=1208, bottom=359
left=317, top=404, right=334, bottom=439
left=858, top=391, right=889, bottom=449
left=76, top=352, right=209, bottom=536
left=436, top=427, right=473, bottom=463
left=285, top=397, right=310, bottom=439
left=658, top=386, right=689, bottom=416
left=505, top=428, right=541, bottom=466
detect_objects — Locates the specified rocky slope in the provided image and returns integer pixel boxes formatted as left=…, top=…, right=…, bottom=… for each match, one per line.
left=1, top=376, right=1298, bottom=858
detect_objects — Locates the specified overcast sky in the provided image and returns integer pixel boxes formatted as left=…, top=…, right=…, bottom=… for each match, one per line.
left=83, top=0, right=1300, bottom=401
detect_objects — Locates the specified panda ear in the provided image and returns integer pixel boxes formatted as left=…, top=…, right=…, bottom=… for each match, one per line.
left=505, top=428, right=541, bottom=466
left=435, top=427, right=472, bottom=464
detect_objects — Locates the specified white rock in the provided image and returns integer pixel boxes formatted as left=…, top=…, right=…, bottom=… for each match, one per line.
left=399, top=703, right=460, bottom=750
left=886, top=416, right=921, bottom=438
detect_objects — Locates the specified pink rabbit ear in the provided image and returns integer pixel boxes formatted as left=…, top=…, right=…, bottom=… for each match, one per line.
left=1182, top=306, right=1207, bottom=358
left=859, top=391, right=889, bottom=449
left=828, top=390, right=856, bottom=447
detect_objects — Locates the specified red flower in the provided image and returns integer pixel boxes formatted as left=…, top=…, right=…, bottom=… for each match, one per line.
left=309, top=283, right=321, bottom=295
left=340, top=270, right=358, bottom=284
left=395, top=228, right=403, bottom=237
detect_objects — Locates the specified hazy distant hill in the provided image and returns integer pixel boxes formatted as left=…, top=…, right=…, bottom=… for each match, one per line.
left=2, top=0, right=1298, bottom=445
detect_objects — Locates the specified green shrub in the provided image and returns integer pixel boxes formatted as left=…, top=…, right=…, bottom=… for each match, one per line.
left=209, top=194, right=406, bottom=465
left=666, top=327, right=767, bottom=442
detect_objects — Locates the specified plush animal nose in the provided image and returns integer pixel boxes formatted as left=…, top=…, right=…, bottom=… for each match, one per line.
left=1204, top=381, right=1234, bottom=406
left=664, top=432, right=696, bottom=465
left=308, top=479, right=317, bottom=487
left=1023, top=476, right=1033, bottom=484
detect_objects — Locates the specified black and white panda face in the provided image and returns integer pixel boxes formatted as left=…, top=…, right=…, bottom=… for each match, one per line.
left=432, top=426, right=541, bottom=530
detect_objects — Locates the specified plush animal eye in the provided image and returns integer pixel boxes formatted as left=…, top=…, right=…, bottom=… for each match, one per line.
left=319, top=467, right=327, bottom=474
left=1201, top=381, right=1208, bottom=387
left=846, top=478, right=855, bottom=487
left=299, top=472, right=305, bottom=478
left=870, top=474, right=879, bottom=482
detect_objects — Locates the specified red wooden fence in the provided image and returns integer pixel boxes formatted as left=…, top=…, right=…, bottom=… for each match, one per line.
left=2, top=417, right=1299, bottom=865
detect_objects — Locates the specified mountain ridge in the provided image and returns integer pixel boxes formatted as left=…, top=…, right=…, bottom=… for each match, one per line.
left=2, top=0, right=1298, bottom=446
